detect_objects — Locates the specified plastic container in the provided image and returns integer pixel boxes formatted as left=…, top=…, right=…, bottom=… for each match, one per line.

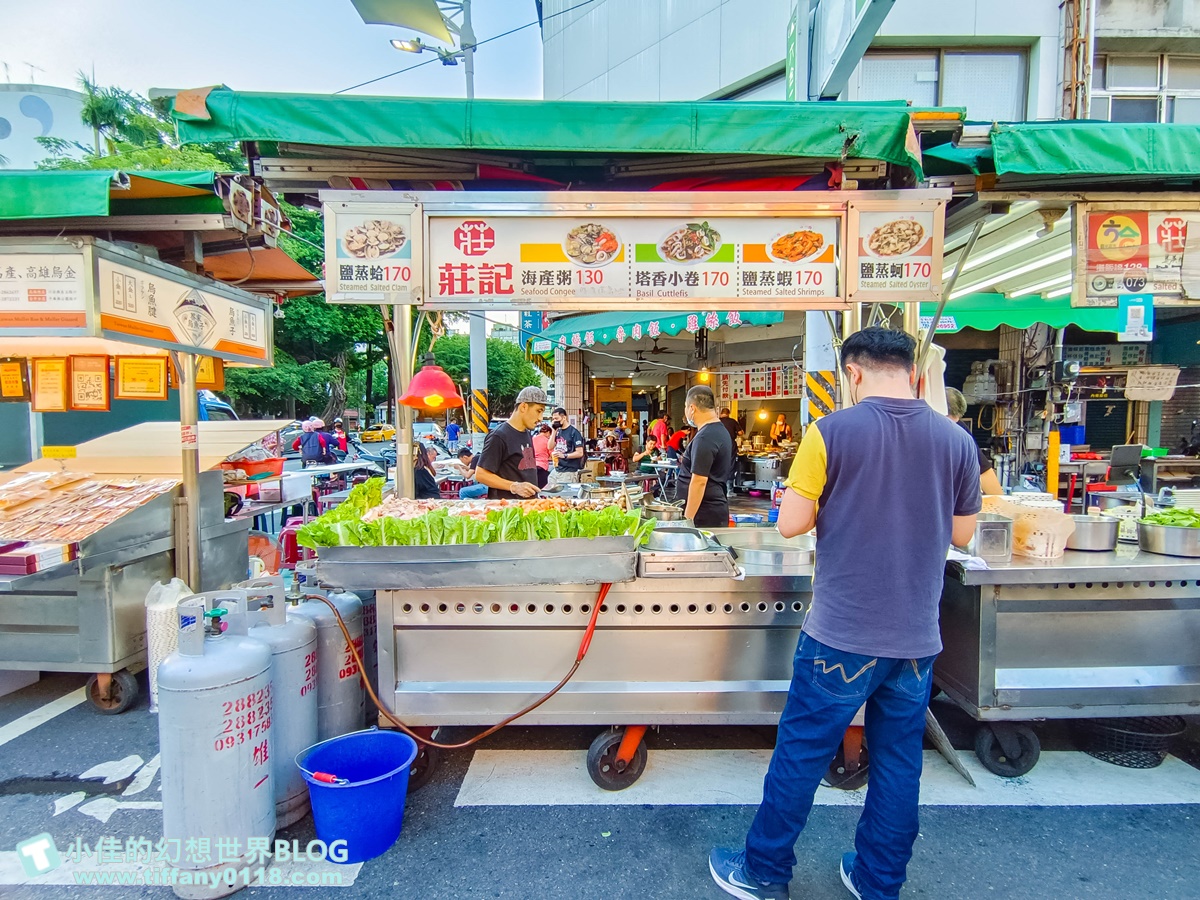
left=1073, top=716, right=1185, bottom=769
left=221, top=458, right=285, bottom=480
left=297, top=729, right=419, bottom=863
left=1059, top=425, right=1086, bottom=446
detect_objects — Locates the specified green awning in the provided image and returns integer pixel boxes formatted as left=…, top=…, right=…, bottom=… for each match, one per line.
left=920, top=294, right=1122, bottom=334
left=991, top=122, right=1200, bottom=178
left=0, top=170, right=220, bottom=221
left=923, top=143, right=994, bottom=176
left=535, top=310, right=784, bottom=353
left=171, top=90, right=941, bottom=176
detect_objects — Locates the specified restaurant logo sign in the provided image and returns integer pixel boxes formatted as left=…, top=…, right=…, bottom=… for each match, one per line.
left=453, top=220, right=496, bottom=256
left=173, top=289, right=216, bottom=346
left=1080, top=208, right=1196, bottom=306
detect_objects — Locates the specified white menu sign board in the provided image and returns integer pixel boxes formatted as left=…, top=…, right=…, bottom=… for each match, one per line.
left=0, top=252, right=89, bottom=332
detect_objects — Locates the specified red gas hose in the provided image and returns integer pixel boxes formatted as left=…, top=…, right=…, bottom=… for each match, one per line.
left=312, top=582, right=613, bottom=750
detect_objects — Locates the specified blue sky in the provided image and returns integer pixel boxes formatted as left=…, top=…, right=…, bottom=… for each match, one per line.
left=0, top=0, right=544, bottom=98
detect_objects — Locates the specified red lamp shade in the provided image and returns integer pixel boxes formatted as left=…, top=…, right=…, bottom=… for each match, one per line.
left=400, top=354, right=465, bottom=410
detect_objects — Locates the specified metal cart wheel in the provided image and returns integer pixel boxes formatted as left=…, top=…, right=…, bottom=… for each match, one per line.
left=587, top=729, right=648, bottom=791
left=86, top=670, right=139, bottom=715
left=407, top=744, right=441, bottom=793
left=974, top=723, right=1040, bottom=777
left=825, top=736, right=870, bottom=791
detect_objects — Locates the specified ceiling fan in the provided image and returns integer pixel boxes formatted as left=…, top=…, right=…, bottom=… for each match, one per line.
left=648, top=338, right=674, bottom=355
left=629, top=350, right=645, bottom=377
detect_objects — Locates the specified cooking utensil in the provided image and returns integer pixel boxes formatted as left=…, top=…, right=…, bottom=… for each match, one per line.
left=973, top=513, right=1013, bottom=561
left=1066, top=515, right=1119, bottom=551
left=580, top=485, right=617, bottom=501
left=641, top=501, right=685, bottom=522
left=644, top=527, right=708, bottom=552
left=1138, top=521, right=1200, bottom=557
left=1089, top=493, right=1138, bottom=511
left=718, top=531, right=814, bottom=567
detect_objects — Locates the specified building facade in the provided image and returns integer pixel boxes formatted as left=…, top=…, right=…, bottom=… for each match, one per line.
left=540, top=0, right=1200, bottom=123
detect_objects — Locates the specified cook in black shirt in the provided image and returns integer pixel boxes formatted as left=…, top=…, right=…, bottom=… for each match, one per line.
left=677, top=385, right=735, bottom=528
left=475, top=386, right=548, bottom=500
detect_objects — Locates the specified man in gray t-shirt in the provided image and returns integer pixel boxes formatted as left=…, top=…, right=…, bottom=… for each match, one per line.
left=710, top=328, right=980, bottom=900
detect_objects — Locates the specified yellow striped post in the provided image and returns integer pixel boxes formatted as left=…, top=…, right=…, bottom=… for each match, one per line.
left=805, top=370, right=835, bottom=422
left=470, top=389, right=490, bottom=435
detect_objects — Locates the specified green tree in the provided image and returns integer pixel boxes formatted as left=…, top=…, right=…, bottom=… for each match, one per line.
left=431, top=334, right=541, bottom=416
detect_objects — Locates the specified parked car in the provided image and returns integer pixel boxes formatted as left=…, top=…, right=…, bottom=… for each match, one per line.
left=360, top=422, right=396, bottom=442
left=198, top=390, right=238, bottom=421
left=413, top=422, right=444, bottom=441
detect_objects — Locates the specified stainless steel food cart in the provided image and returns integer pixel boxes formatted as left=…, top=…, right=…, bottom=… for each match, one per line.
left=315, top=527, right=816, bottom=789
left=937, top=546, right=1200, bottom=775
left=0, top=470, right=249, bottom=712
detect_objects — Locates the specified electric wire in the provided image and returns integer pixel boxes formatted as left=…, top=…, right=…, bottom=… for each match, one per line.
left=336, top=0, right=599, bottom=95
left=310, top=584, right=612, bottom=749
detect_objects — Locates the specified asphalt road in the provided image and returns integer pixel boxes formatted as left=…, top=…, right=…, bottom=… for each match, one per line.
left=2, top=671, right=1199, bottom=899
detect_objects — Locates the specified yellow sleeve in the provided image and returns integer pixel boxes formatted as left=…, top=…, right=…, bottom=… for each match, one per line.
left=785, top=422, right=827, bottom=501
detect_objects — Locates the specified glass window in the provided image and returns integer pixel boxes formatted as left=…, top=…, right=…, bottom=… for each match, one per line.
left=942, top=51, right=1027, bottom=122
left=1109, top=96, right=1160, bottom=123
left=205, top=407, right=236, bottom=421
left=1170, top=97, right=1200, bottom=124
left=1092, top=55, right=1106, bottom=90
left=1107, top=56, right=1160, bottom=89
left=1167, top=56, right=1200, bottom=90
left=859, top=52, right=939, bottom=108
left=1089, top=95, right=1111, bottom=120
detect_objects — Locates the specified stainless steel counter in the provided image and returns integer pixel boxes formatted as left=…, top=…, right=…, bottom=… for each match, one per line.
left=949, top=545, right=1200, bottom=585
left=357, top=533, right=815, bottom=726
left=937, top=546, right=1200, bottom=727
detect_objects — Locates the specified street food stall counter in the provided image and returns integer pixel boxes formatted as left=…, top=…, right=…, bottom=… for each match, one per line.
left=0, top=469, right=248, bottom=712
left=314, top=523, right=815, bottom=789
left=937, top=547, right=1200, bottom=774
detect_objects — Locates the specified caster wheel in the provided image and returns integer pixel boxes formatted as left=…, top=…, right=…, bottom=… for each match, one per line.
left=825, top=740, right=870, bottom=791
left=586, top=730, right=648, bottom=791
left=86, top=670, right=139, bottom=715
left=974, top=724, right=1040, bottom=777
left=407, top=743, right=441, bottom=793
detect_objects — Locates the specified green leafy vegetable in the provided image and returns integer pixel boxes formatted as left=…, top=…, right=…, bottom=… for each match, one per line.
left=1141, top=508, right=1200, bottom=528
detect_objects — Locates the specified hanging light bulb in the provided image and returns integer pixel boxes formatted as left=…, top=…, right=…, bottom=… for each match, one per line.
left=699, top=367, right=710, bottom=383
left=757, top=408, right=769, bottom=420
left=400, top=352, right=465, bottom=410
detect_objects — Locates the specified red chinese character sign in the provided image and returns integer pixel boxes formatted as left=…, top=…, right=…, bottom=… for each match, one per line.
left=1075, top=205, right=1200, bottom=306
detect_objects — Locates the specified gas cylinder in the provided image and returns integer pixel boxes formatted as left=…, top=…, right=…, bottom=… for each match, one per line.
left=157, top=592, right=275, bottom=899
left=291, top=588, right=365, bottom=740
left=355, top=589, right=379, bottom=712
left=229, top=582, right=318, bottom=829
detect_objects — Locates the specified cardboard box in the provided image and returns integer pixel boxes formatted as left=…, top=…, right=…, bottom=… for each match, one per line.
left=258, top=472, right=311, bottom=503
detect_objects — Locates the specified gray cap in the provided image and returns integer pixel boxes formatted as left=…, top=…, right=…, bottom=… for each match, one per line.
left=515, top=386, right=549, bottom=406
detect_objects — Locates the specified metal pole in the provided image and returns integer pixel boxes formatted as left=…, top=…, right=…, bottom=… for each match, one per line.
left=174, top=351, right=202, bottom=590
left=469, top=312, right=489, bottom=449
left=917, top=219, right=984, bottom=374
left=461, top=0, right=476, bottom=100
left=393, top=304, right=415, bottom=500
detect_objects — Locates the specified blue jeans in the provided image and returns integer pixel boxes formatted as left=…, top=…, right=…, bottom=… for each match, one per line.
left=458, top=483, right=488, bottom=499
left=745, top=633, right=936, bottom=899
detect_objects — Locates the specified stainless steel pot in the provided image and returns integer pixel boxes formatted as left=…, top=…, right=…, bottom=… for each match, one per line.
left=719, top=530, right=814, bottom=567
left=1065, top=515, right=1119, bottom=551
left=1089, top=493, right=1138, bottom=511
left=642, top=502, right=685, bottom=522
left=1138, top=521, right=1200, bottom=557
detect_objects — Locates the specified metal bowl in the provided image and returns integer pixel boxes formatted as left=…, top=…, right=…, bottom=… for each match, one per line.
left=1066, top=515, right=1119, bottom=551
left=1138, top=521, right=1200, bottom=557
left=644, top=527, right=707, bottom=552
left=719, top=531, right=815, bottom=567
left=1090, top=493, right=1138, bottom=511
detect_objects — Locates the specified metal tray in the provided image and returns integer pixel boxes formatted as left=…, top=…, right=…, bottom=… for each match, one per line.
left=316, top=536, right=638, bottom=590
left=715, top=530, right=815, bottom=568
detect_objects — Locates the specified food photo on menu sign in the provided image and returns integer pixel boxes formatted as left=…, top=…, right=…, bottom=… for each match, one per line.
left=855, top=211, right=936, bottom=291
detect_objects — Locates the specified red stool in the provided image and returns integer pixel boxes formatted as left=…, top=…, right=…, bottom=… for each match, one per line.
left=279, top=524, right=314, bottom=568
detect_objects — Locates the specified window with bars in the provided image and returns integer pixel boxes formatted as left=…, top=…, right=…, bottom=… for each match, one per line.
left=1091, top=54, right=1200, bottom=123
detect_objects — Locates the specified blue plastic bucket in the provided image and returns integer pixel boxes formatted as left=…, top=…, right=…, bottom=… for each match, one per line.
left=296, top=728, right=419, bottom=863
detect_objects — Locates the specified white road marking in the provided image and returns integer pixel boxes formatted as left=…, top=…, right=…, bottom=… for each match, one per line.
left=0, top=852, right=362, bottom=887
left=0, top=687, right=86, bottom=748
left=121, top=754, right=160, bottom=796
left=53, top=792, right=87, bottom=816
left=456, top=749, right=1200, bottom=808
left=80, top=755, right=144, bottom=785
left=76, top=797, right=163, bottom=824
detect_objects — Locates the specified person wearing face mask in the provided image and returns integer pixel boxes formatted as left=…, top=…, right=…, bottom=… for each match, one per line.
left=676, top=385, right=735, bottom=528
left=548, top=407, right=585, bottom=485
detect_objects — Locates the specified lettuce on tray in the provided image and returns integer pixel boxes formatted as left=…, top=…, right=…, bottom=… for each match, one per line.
left=297, top=494, right=656, bottom=549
